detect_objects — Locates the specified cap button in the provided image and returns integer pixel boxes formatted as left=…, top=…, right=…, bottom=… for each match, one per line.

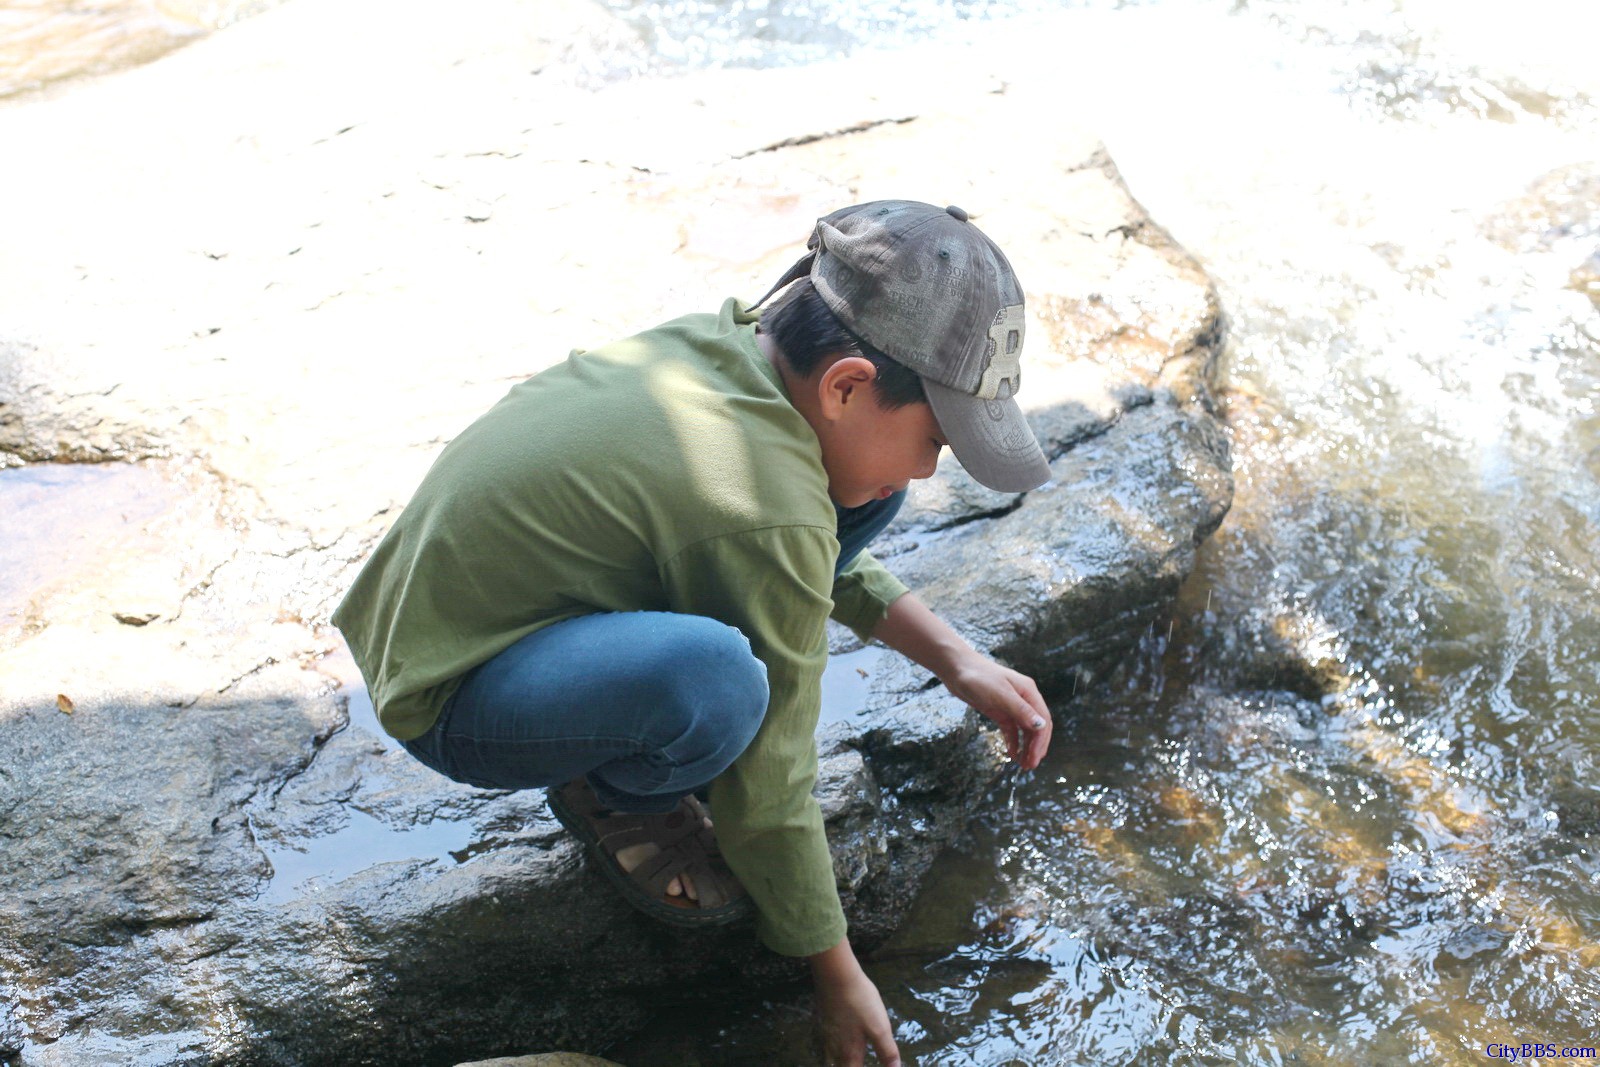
left=945, top=204, right=969, bottom=222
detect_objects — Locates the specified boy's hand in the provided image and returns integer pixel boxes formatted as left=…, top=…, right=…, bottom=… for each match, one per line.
left=871, top=592, right=1053, bottom=772
left=944, top=653, right=1052, bottom=771
left=810, top=938, right=901, bottom=1066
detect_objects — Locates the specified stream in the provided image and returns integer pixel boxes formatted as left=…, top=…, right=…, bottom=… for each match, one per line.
left=607, top=1, right=1600, bottom=1063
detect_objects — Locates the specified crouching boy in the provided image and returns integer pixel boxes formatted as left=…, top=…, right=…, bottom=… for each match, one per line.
left=333, top=201, right=1055, bottom=1066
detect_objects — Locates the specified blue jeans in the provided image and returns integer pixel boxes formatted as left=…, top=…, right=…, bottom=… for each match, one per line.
left=401, top=491, right=905, bottom=812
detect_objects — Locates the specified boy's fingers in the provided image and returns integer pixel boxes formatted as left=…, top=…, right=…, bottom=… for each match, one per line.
left=1014, top=702, right=1044, bottom=738
left=1008, top=678, right=1051, bottom=768
left=1017, top=676, right=1049, bottom=719
left=975, top=672, right=1049, bottom=764
left=871, top=1026, right=901, bottom=1067
left=1026, top=726, right=1048, bottom=768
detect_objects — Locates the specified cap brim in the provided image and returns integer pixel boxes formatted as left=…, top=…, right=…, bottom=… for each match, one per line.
left=923, top=378, right=1051, bottom=493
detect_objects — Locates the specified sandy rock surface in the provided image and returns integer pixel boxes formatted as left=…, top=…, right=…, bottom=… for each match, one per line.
left=0, top=1, right=1231, bottom=1064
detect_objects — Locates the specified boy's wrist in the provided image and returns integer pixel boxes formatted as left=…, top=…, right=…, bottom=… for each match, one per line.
left=872, top=591, right=980, bottom=681
left=808, top=935, right=862, bottom=983
left=934, top=643, right=989, bottom=683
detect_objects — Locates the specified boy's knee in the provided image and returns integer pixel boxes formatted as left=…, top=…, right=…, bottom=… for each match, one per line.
left=653, top=615, right=768, bottom=749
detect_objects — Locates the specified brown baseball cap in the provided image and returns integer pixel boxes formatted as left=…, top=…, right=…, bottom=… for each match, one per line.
left=755, top=200, right=1050, bottom=493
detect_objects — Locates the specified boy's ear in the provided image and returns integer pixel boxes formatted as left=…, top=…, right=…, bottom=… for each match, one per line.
left=816, top=355, right=879, bottom=418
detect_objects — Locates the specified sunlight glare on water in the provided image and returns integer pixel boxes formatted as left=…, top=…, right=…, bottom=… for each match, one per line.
left=609, top=0, right=1600, bottom=1063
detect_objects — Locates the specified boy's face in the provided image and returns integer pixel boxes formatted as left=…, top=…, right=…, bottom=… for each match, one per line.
left=812, top=358, right=947, bottom=508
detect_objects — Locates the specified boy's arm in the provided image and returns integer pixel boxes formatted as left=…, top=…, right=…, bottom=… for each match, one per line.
left=830, top=548, right=1051, bottom=763
left=829, top=549, right=908, bottom=640
left=872, top=590, right=1052, bottom=770
left=810, top=935, right=902, bottom=1067
left=801, top=588, right=1050, bottom=1064
left=657, top=525, right=848, bottom=956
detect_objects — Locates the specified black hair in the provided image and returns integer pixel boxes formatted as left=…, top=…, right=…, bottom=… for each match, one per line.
left=759, top=277, right=927, bottom=409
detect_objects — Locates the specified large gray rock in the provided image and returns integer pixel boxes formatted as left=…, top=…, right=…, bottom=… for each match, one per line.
left=0, top=1, right=1230, bottom=1064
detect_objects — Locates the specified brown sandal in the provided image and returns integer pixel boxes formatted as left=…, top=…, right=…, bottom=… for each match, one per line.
left=546, top=778, right=752, bottom=926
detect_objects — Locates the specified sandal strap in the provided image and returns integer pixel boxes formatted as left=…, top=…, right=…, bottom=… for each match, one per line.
left=559, top=778, right=613, bottom=819
left=680, top=796, right=728, bottom=859
left=630, top=845, right=694, bottom=897
left=638, top=831, right=737, bottom=909
left=687, top=862, right=735, bottom=910
left=601, top=816, right=740, bottom=908
left=593, top=809, right=702, bottom=852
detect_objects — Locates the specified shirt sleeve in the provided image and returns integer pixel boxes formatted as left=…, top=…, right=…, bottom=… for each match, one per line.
left=829, top=549, right=909, bottom=643
left=657, top=524, right=848, bottom=957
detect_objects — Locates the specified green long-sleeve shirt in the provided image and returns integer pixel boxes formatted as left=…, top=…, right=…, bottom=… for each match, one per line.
left=332, top=298, right=907, bottom=956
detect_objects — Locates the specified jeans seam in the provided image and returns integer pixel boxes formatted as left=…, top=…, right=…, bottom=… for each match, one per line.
left=439, top=731, right=665, bottom=794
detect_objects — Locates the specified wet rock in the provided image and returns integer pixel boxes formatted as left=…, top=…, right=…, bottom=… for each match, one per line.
left=1552, top=785, right=1600, bottom=839
left=1572, top=248, right=1600, bottom=308
left=0, top=1, right=1230, bottom=1064
left=1441, top=923, right=1507, bottom=961
left=1215, top=622, right=1354, bottom=700
left=1481, top=162, right=1600, bottom=254
left=456, top=1056, right=624, bottom=1067
left=0, top=998, right=21, bottom=1063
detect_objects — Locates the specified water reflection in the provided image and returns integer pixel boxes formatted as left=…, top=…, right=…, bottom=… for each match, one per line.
left=0, top=462, right=182, bottom=623
left=819, top=644, right=892, bottom=726
left=250, top=685, right=477, bottom=904
left=613, top=0, right=1599, bottom=1061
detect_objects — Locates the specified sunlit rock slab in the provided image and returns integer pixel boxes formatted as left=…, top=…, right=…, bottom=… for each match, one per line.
left=0, top=0, right=1231, bottom=1063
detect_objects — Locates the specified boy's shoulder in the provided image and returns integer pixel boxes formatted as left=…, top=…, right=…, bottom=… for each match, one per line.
left=468, top=299, right=833, bottom=541
left=609, top=300, right=833, bottom=538
left=577, top=298, right=760, bottom=378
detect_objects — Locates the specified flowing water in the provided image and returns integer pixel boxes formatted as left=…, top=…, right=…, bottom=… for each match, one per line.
left=10, top=0, right=1600, bottom=1062
left=599, top=1, right=1600, bottom=1063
